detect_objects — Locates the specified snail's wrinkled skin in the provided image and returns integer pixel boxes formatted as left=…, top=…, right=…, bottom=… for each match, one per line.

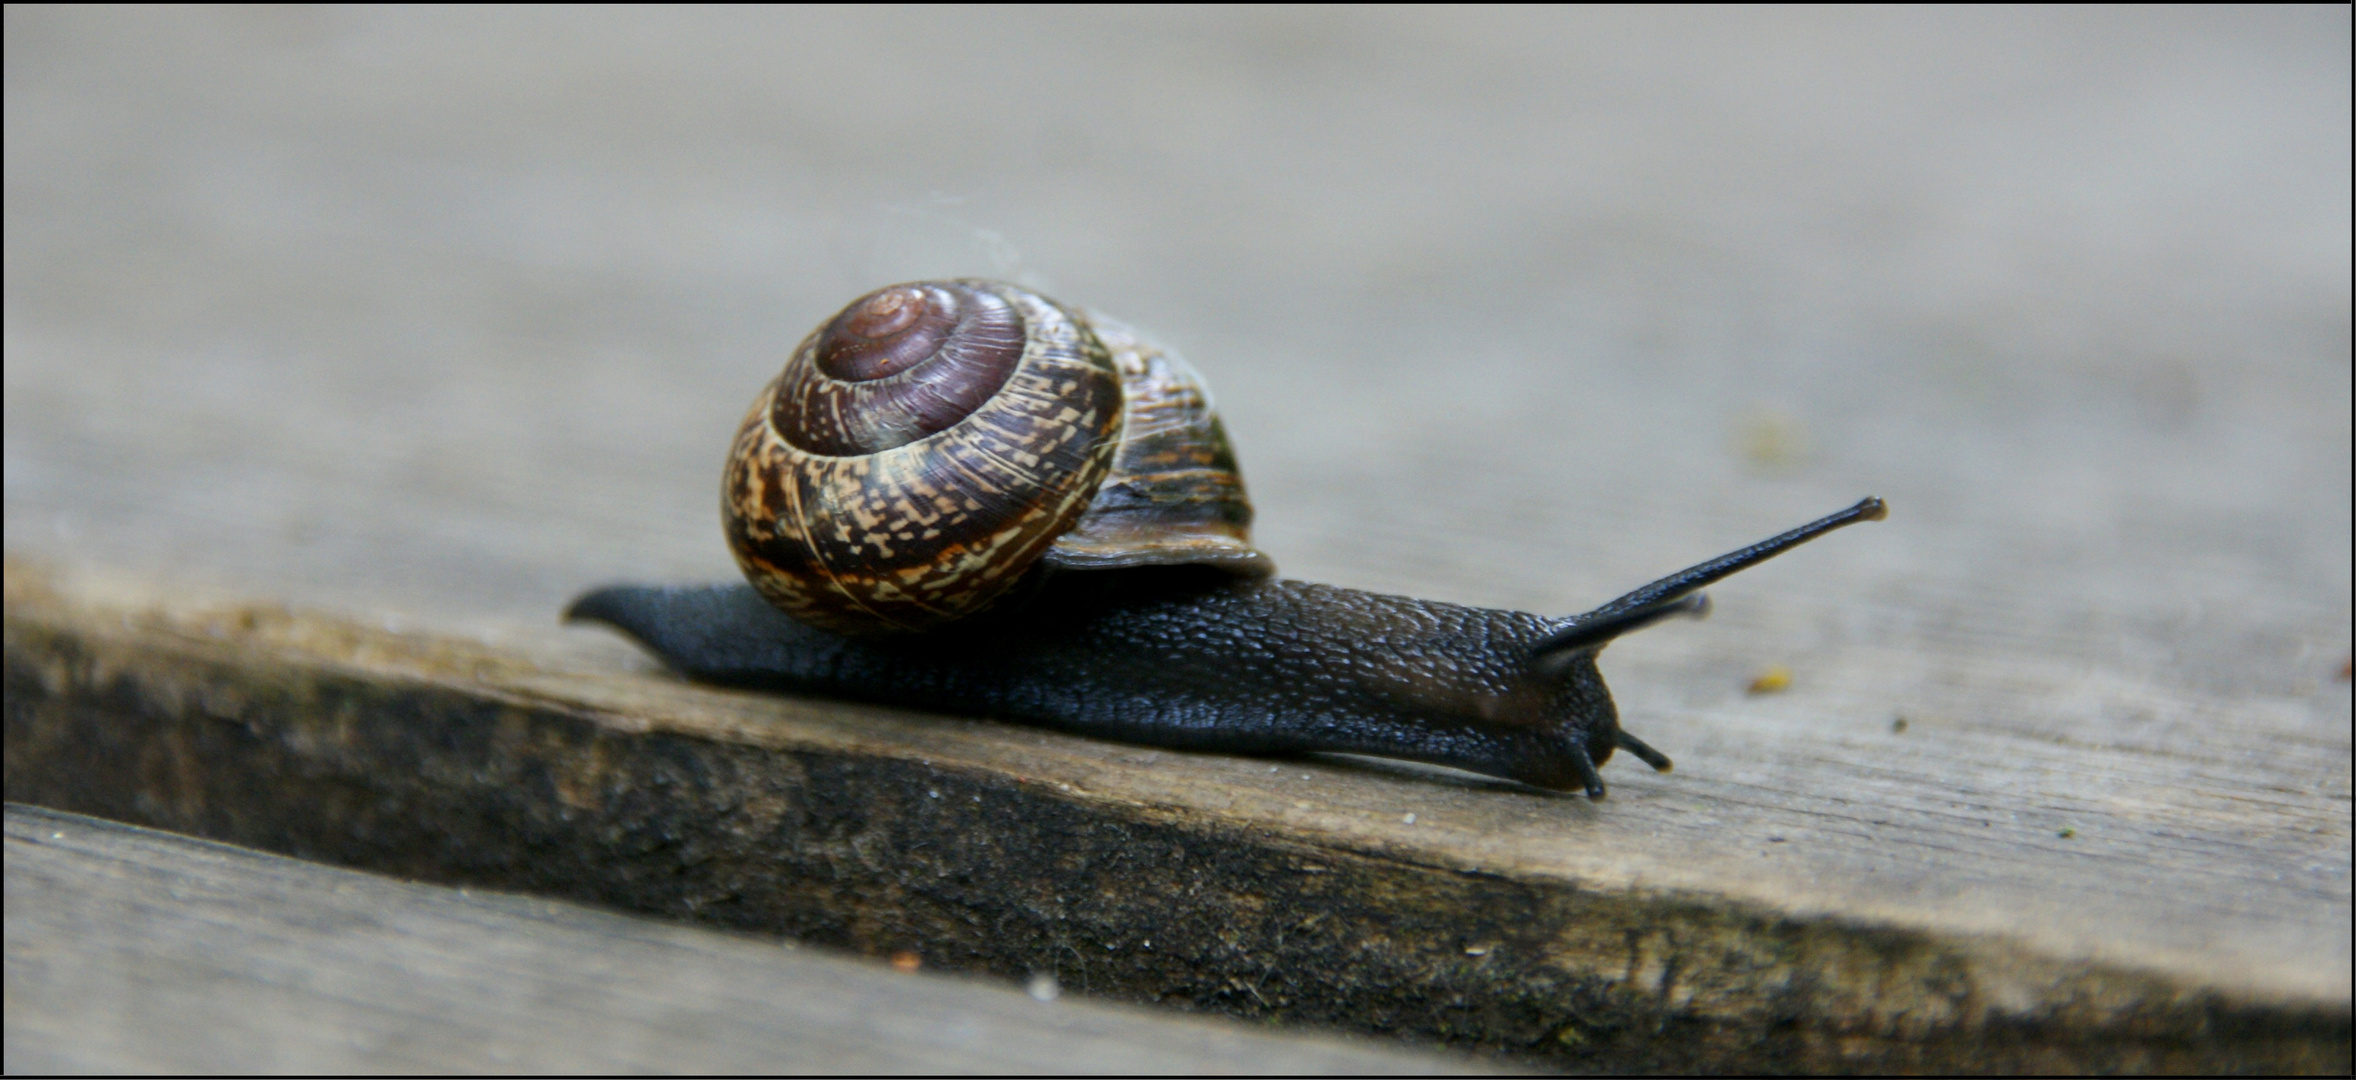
left=573, top=497, right=1886, bottom=797
left=569, top=567, right=1628, bottom=793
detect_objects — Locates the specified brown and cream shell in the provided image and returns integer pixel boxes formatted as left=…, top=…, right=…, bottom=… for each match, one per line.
left=724, top=279, right=1271, bottom=636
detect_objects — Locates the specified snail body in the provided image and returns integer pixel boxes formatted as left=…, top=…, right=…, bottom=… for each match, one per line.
left=570, top=570, right=1623, bottom=791
left=572, top=281, right=1886, bottom=797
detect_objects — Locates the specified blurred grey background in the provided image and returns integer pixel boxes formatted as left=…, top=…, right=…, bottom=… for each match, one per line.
left=7, top=6, right=2346, bottom=639
left=4, top=3, right=2350, bottom=1006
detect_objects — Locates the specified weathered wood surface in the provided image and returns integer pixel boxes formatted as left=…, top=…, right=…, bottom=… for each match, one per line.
left=4, top=7, right=2348, bottom=1074
left=7, top=562, right=2346, bottom=1075
left=5, top=805, right=1471, bottom=1075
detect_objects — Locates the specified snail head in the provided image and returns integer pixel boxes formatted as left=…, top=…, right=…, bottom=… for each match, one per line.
left=1521, top=497, right=1888, bottom=795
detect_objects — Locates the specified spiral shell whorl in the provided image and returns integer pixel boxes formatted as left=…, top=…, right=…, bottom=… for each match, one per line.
left=770, top=283, right=1028, bottom=456
left=725, top=281, right=1124, bottom=635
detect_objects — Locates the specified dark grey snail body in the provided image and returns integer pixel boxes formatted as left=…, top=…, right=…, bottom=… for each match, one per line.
left=572, top=571, right=1620, bottom=791
left=572, top=499, right=1883, bottom=796
left=568, top=280, right=1886, bottom=797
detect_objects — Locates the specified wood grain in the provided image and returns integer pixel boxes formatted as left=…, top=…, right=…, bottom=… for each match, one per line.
left=7, top=560, right=2345, bottom=1073
left=4, top=804, right=1471, bottom=1075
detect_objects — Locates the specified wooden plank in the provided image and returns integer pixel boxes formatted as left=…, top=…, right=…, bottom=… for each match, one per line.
left=4, top=7, right=2348, bottom=1074
left=4, top=804, right=1472, bottom=1075
left=6, top=560, right=2346, bottom=1074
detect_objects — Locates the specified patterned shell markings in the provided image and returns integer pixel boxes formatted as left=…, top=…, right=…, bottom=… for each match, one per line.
left=724, top=282, right=1125, bottom=635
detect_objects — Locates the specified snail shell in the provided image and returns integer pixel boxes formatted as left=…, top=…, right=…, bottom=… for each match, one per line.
left=724, top=280, right=1272, bottom=636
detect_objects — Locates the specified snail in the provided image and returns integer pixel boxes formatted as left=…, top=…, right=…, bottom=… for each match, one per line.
left=567, top=280, right=1885, bottom=797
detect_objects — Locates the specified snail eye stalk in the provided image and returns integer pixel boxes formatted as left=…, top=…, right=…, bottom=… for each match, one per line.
left=1531, top=497, right=1887, bottom=664
left=1530, top=593, right=1709, bottom=664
